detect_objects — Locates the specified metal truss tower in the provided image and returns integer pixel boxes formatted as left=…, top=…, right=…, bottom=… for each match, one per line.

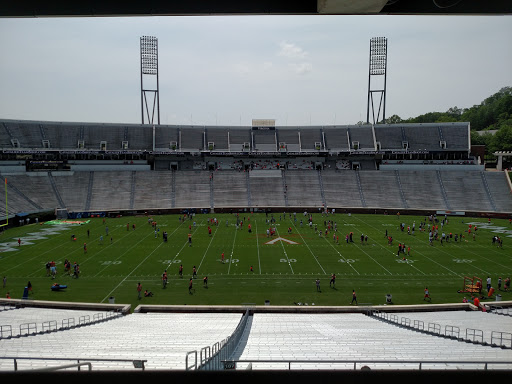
left=366, top=37, right=388, bottom=125
left=140, top=36, right=160, bottom=125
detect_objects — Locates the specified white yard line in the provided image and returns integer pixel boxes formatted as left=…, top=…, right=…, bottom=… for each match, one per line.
left=289, top=219, right=327, bottom=275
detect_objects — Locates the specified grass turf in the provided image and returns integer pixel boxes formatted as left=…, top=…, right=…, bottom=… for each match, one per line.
left=0, top=212, right=511, bottom=310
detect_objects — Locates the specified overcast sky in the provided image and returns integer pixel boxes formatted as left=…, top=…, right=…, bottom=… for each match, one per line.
left=0, top=14, right=511, bottom=126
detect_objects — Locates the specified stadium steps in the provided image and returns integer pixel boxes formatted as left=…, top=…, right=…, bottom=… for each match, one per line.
left=394, top=170, right=409, bottom=209
left=171, top=169, right=176, bottom=208
left=85, top=171, right=94, bottom=211
left=129, top=171, right=136, bottom=210
left=436, top=170, right=451, bottom=210
left=484, top=171, right=512, bottom=212
left=439, top=171, right=493, bottom=212
left=282, top=170, right=289, bottom=207
left=1, top=173, right=43, bottom=211
left=48, top=172, right=65, bottom=209
left=283, top=170, right=323, bottom=208
left=210, top=172, right=214, bottom=209
left=317, top=170, right=326, bottom=208
left=246, top=172, right=252, bottom=207
left=480, top=172, right=497, bottom=211
left=355, top=171, right=367, bottom=207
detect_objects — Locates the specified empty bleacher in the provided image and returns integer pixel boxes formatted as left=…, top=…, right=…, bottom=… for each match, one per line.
left=52, top=172, right=91, bottom=212
left=252, top=129, right=277, bottom=152
left=298, top=127, right=324, bottom=151
left=0, top=309, right=242, bottom=371
left=374, top=125, right=404, bottom=150
left=482, top=171, right=512, bottom=212
left=390, top=310, right=512, bottom=345
left=439, top=171, right=495, bottom=212
left=402, top=124, right=442, bottom=151
left=174, top=171, right=211, bottom=208
left=180, top=127, right=204, bottom=152
left=0, top=168, right=510, bottom=214
left=132, top=171, right=173, bottom=209
left=348, top=126, right=375, bottom=149
left=249, top=170, right=285, bottom=207
left=284, top=170, right=323, bottom=207
left=357, top=171, right=403, bottom=209
left=233, top=312, right=512, bottom=370
left=277, top=128, right=300, bottom=152
left=205, top=127, right=230, bottom=151
left=154, top=126, right=180, bottom=150
left=88, top=171, right=133, bottom=211
left=228, top=128, right=251, bottom=152
left=323, top=126, right=350, bottom=151
left=321, top=170, right=363, bottom=208
left=212, top=171, right=248, bottom=207
left=397, top=170, right=447, bottom=210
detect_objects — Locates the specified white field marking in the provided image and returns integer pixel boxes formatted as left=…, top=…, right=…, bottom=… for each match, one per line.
left=78, top=222, right=144, bottom=269
left=226, top=223, right=238, bottom=275
left=339, top=223, right=426, bottom=276
left=0, top=226, right=79, bottom=276
left=319, top=231, right=360, bottom=275
left=289, top=219, right=327, bottom=275
left=164, top=220, right=202, bottom=271
left=335, top=217, right=394, bottom=276
left=255, top=218, right=261, bottom=274
left=274, top=225, right=294, bottom=274
left=452, top=241, right=510, bottom=270
left=102, top=219, right=192, bottom=303
left=264, top=237, right=300, bottom=245
left=197, top=222, right=220, bottom=274
left=351, top=215, right=462, bottom=277
left=100, top=239, right=166, bottom=303
left=95, top=220, right=184, bottom=278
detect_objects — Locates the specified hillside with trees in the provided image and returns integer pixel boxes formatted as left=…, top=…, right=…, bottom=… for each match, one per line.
left=383, top=86, right=512, bottom=156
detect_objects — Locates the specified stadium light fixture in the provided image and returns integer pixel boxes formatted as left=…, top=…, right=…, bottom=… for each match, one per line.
left=366, top=37, right=388, bottom=125
left=140, top=36, right=160, bottom=126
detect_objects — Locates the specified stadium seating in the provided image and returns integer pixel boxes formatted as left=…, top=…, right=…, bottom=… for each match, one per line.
left=229, top=312, right=512, bottom=370
left=0, top=168, right=510, bottom=216
left=0, top=119, right=509, bottom=218
left=1, top=306, right=511, bottom=371
left=390, top=310, right=512, bottom=345
left=0, top=309, right=242, bottom=371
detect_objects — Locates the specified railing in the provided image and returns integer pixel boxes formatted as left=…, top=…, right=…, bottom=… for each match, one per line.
left=0, top=356, right=147, bottom=371
left=0, top=310, right=123, bottom=339
left=220, top=359, right=512, bottom=371
left=369, top=309, right=512, bottom=348
left=186, top=310, right=251, bottom=371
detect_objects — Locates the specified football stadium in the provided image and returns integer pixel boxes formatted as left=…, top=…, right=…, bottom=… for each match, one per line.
left=1, top=1, right=512, bottom=381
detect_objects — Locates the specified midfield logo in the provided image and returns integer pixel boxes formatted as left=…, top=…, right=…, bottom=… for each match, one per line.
left=0, top=226, right=71, bottom=253
left=264, top=237, right=300, bottom=245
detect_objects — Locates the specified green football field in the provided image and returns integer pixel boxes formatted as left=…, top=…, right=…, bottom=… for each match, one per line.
left=0, top=212, right=511, bottom=310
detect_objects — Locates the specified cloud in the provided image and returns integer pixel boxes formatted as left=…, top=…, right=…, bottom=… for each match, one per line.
left=289, top=62, right=313, bottom=75
left=278, top=41, right=308, bottom=59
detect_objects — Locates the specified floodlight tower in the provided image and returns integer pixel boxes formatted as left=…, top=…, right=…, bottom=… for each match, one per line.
left=366, top=37, right=388, bottom=125
left=140, top=36, right=160, bottom=125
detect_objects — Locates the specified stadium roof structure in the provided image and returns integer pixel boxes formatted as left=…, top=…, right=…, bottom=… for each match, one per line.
left=0, top=0, right=511, bottom=17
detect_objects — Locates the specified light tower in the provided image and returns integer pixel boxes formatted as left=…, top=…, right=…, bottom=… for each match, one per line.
left=140, top=36, right=160, bottom=125
left=366, top=37, right=388, bottom=125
